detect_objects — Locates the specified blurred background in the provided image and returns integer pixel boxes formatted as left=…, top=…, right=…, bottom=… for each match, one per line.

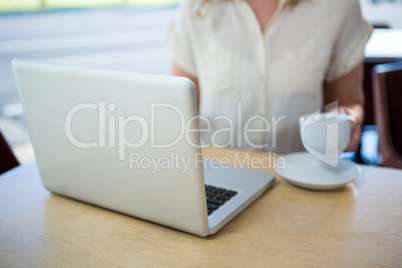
left=0, top=0, right=402, bottom=165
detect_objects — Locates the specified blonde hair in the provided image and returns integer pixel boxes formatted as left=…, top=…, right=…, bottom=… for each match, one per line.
left=197, top=0, right=303, bottom=17
left=283, top=0, right=304, bottom=8
left=200, top=0, right=303, bottom=7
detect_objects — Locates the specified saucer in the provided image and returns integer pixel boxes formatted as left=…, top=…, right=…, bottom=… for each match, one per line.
left=274, top=152, right=361, bottom=190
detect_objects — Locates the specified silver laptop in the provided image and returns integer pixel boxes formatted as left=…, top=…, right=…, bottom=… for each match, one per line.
left=12, top=59, right=275, bottom=236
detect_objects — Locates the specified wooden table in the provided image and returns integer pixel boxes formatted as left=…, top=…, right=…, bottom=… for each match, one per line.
left=1, top=148, right=401, bottom=267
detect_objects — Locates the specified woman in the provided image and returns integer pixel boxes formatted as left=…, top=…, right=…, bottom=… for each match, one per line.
left=166, top=0, right=372, bottom=153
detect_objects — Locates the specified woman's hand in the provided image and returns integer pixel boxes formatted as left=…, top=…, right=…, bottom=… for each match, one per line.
left=329, top=106, right=362, bottom=152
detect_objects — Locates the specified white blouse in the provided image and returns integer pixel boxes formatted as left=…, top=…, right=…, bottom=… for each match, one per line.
left=166, top=0, right=372, bottom=153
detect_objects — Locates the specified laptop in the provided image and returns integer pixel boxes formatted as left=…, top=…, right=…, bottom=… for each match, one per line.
left=12, top=59, right=275, bottom=237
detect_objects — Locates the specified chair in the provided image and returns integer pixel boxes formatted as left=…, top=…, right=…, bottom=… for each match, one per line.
left=372, top=61, right=402, bottom=169
left=361, top=23, right=390, bottom=127
left=0, top=131, right=19, bottom=174
left=372, top=23, right=390, bottom=29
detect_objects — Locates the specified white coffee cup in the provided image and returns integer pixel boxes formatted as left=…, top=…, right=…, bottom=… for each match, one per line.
left=299, top=112, right=351, bottom=168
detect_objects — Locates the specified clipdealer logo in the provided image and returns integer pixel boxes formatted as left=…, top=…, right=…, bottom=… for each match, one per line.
left=64, top=102, right=191, bottom=160
left=64, top=101, right=287, bottom=170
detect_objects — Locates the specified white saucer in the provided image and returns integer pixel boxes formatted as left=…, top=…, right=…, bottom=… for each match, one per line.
left=274, top=152, right=361, bottom=190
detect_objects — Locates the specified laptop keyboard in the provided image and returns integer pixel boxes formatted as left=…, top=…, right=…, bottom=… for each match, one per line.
left=205, top=185, right=237, bottom=216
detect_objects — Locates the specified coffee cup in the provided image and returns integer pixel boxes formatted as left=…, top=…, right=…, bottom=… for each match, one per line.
left=299, top=112, right=351, bottom=168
